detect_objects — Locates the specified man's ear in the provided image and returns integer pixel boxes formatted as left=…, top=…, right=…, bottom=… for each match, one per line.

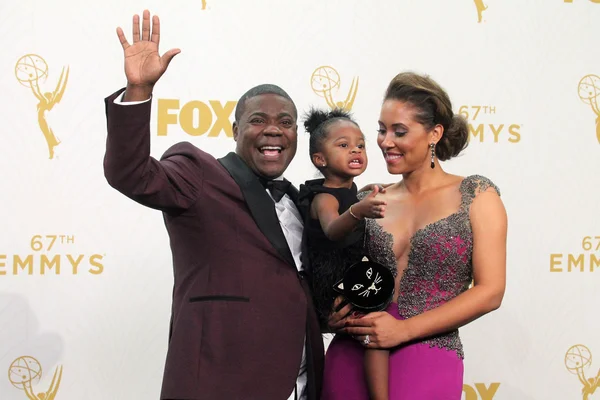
left=233, top=122, right=239, bottom=141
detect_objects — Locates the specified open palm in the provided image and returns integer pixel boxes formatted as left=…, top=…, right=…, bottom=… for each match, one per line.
left=117, top=10, right=180, bottom=87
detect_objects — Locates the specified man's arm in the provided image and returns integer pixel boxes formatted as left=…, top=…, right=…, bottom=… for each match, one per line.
left=103, top=88, right=201, bottom=213
left=103, top=11, right=200, bottom=213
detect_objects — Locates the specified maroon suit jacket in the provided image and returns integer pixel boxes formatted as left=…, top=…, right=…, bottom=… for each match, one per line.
left=103, top=88, right=324, bottom=400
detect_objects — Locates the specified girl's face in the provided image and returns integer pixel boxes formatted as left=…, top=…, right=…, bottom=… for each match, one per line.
left=313, top=120, right=367, bottom=179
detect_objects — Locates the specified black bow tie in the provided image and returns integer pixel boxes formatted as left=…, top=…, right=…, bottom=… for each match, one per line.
left=259, top=178, right=291, bottom=202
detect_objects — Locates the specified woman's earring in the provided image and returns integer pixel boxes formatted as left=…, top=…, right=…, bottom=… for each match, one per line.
left=430, top=143, right=435, bottom=169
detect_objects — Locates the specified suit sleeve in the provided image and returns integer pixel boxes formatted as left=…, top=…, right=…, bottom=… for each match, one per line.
left=103, top=88, right=202, bottom=213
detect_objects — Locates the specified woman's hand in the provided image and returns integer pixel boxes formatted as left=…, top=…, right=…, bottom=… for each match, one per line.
left=341, top=311, right=410, bottom=349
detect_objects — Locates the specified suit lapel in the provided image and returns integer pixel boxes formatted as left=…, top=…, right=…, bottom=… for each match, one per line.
left=218, top=152, right=297, bottom=269
left=287, top=184, right=299, bottom=204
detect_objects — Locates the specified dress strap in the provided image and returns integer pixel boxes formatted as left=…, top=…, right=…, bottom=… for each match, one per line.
left=459, top=175, right=501, bottom=213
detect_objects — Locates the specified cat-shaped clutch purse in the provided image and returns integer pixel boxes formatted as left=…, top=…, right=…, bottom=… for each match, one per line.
left=333, top=256, right=395, bottom=313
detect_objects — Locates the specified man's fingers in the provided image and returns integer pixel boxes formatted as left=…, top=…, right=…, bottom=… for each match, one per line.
left=328, top=299, right=353, bottom=332
left=151, top=15, right=160, bottom=44
left=116, top=27, right=130, bottom=50
left=329, top=320, right=346, bottom=332
left=332, top=296, right=344, bottom=308
left=132, top=14, right=140, bottom=43
left=161, top=48, right=181, bottom=68
left=331, top=303, right=352, bottom=323
left=141, top=10, right=151, bottom=41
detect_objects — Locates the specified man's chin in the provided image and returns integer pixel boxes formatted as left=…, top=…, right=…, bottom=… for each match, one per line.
left=253, top=159, right=288, bottom=179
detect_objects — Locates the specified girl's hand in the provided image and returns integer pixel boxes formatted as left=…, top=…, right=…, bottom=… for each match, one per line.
left=352, top=185, right=387, bottom=219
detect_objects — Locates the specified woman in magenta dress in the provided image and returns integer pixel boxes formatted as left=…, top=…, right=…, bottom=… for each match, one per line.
left=321, top=72, right=508, bottom=400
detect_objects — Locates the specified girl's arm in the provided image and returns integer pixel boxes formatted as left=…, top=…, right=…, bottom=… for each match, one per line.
left=312, top=187, right=387, bottom=242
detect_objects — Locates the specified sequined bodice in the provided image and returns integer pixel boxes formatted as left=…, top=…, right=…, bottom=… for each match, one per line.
left=361, top=175, right=500, bottom=359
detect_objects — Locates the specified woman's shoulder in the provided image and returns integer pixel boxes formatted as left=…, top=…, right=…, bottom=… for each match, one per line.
left=456, top=175, right=501, bottom=212
left=459, top=174, right=501, bottom=196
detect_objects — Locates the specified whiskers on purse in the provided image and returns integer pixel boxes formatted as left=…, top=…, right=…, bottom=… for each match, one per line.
left=333, top=255, right=395, bottom=314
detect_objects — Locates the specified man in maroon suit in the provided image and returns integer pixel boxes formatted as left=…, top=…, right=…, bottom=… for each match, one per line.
left=103, top=10, right=324, bottom=400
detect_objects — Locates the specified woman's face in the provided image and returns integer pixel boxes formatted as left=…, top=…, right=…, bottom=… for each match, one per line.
left=377, top=99, right=436, bottom=175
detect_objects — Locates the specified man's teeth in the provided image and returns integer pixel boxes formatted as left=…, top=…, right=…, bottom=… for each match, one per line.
left=260, top=146, right=282, bottom=153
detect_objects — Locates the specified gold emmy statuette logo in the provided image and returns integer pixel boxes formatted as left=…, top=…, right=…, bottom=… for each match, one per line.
left=202, top=0, right=207, bottom=9
left=15, top=54, right=69, bottom=159
left=565, top=344, right=600, bottom=399
left=474, top=0, right=488, bottom=23
left=310, top=66, right=358, bottom=112
left=8, top=356, right=63, bottom=399
left=578, top=75, right=600, bottom=143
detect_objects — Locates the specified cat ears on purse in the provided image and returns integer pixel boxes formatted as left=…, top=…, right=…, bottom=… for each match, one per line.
left=334, top=256, right=369, bottom=292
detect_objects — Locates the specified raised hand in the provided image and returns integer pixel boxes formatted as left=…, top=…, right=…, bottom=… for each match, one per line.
left=351, top=185, right=387, bottom=219
left=116, top=10, right=181, bottom=100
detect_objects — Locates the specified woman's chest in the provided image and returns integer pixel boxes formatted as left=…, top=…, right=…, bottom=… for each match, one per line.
left=374, top=204, right=473, bottom=268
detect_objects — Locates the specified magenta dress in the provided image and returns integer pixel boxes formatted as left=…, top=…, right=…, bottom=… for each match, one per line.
left=321, top=176, right=500, bottom=400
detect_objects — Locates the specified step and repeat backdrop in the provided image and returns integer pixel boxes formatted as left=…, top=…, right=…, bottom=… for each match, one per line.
left=1, top=0, right=599, bottom=399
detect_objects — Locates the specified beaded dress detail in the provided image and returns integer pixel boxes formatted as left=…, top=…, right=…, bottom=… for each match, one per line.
left=358, top=175, right=500, bottom=358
